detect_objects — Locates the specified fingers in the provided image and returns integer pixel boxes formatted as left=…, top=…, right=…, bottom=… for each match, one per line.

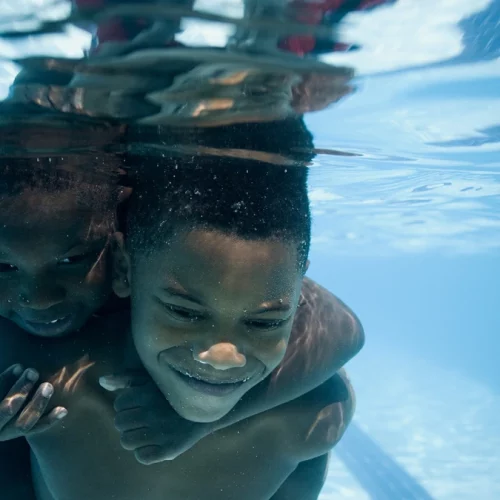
left=114, top=407, right=145, bottom=432
left=120, top=427, right=157, bottom=451
left=99, top=373, right=149, bottom=392
left=29, top=406, right=68, bottom=435
left=114, top=407, right=193, bottom=462
left=134, top=445, right=163, bottom=465
left=0, top=368, right=38, bottom=430
left=0, top=364, right=23, bottom=397
left=15, top=382, right=54, bottom=432
left=113, top=384, right=158, bottom=412
left=113, top=406, right=158, bottom=451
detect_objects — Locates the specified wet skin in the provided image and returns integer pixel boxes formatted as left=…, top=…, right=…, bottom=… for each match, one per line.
left=117, top=229, right=304, bottom=423
left=0, top=190, right=113, bottom=338
left=0, top=227, right=358, bottom=499
left=0, top=311, right=353, bottom=500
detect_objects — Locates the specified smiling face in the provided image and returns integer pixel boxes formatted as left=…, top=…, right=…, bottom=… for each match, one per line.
left=115, top=228, right=303, bottom=422
left=0, top=190, right=114, bottom=337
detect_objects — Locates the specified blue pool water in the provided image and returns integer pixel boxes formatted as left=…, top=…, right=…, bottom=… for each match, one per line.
left=307, top=1, right=500, bottom=496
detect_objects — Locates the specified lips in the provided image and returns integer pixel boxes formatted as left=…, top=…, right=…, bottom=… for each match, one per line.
left=16, top=314, right=77, bottom=337
left=172, top=365, right=252, bottom=385
left=167, top=364, right=254, bottom=397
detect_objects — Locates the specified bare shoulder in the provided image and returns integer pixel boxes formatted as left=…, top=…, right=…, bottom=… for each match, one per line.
left=292, top=277, right=365, bottom=362
left=258, top=278, right=363, bottom=411
left=300, top=277, right=364, bottom=346
left=264, top=370, right=355, bottom=463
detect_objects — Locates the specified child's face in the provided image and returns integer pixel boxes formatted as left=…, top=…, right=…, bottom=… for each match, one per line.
left=0, top=191, right=113, bottom=337
left=116, top=228, right=303, bottom=423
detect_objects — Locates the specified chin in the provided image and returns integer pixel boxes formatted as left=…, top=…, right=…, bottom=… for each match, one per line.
left=170, top=397, right=235, bottom=423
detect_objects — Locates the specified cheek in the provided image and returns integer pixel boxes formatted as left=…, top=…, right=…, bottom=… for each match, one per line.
left=132, top=294, right=192, bottom=346
left=84, top=250, right=112, bottom=288
left=0, top=277, right=23, bottom=312
left=0, top=281, right=13, bottom=299
left=71, top=276, right=111, bottom=306
left=0, top=290, right=12, bottom=314
left=79, top=256, right=113, bottom=296
left=253, top=335, right=289, bottom=369
left=131, top=312, right=177, bottom=363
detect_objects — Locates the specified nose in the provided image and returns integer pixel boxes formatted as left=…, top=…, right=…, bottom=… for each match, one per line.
left=194, top=342, right=247, bottom=370
left=18, top=278, right=66, bottom=310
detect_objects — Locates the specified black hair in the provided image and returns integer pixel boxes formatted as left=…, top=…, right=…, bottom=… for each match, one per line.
left=125, top=118, right=314, bottom=272
left=0, top=154, right=123, bottom=207
left=0, top=155, right=124, bottom=238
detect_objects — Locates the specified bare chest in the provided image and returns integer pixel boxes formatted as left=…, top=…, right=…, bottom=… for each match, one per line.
left=29, top=391, right=296, bottom=500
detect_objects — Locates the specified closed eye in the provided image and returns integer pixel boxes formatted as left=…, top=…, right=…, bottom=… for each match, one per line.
left=245, top=318, right=288, bottom=331
left=162, top=303, right=206, bottom=322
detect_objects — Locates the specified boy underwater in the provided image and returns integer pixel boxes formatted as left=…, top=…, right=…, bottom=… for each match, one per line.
left=0, top=119, right=363, bottom=499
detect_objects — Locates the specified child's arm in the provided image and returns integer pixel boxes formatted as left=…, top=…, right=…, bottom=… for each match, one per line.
left=212, top=277, right=363, bottom=430
left=264, top=370, right=355, bottom=499
left=191, top=277, right=362, bottom=450
left=269, top=454, right=329, bottom=500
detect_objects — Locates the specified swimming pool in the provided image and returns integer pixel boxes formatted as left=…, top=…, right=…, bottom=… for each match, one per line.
left=0, top=1, right=498, bottom=499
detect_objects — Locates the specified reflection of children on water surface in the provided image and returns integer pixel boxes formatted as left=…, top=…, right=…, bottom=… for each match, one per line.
left=0, top=120, right=364, bottom=499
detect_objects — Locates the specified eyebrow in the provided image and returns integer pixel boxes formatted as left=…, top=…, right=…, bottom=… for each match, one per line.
left=251, top=303, right=292, bottom=315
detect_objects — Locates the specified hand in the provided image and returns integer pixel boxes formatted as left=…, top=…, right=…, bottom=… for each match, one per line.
left=100, top=372, right=210, bottom=465
left=0, top=364, right=67, bottom=441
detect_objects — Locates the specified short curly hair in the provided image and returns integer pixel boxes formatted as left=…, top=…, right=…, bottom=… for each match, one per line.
left=125, top=118, right=314, bottom=272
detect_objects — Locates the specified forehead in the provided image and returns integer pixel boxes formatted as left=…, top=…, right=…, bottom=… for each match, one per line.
left=137, top=229, right=300, bottom=302
left=0, top=191, right=103, bottom=256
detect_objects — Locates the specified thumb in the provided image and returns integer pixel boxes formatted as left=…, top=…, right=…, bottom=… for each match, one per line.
left=99, top=373, right=148, bottom=391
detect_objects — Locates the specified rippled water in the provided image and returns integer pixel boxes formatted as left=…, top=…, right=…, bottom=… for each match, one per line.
left=0, top=1, right=498, bottom=499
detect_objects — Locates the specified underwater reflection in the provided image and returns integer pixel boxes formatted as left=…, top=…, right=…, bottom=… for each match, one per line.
left=6, top=53, right=353, bottom=126
left=3, top=0, right=355, bottom=126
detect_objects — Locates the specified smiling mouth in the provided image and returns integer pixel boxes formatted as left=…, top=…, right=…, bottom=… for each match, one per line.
left=169, top=366, right=252, bottom=396
left=174, top=366, right=252, bottom=384
left=19, top=315, right=76, bottom=336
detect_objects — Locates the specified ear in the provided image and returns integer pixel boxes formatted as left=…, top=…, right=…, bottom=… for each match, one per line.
left=111, top=232, right=131, bottom=298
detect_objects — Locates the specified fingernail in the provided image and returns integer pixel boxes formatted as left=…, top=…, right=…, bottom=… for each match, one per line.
left=12, top=364, right=23, bottom=377
left=56, top=408, right=68, bottom=420
left=26, top=369, right=39, bottom=382
left=41, top=383, right=53, bottom=398
left=99, top=376, right=115, bottom=391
